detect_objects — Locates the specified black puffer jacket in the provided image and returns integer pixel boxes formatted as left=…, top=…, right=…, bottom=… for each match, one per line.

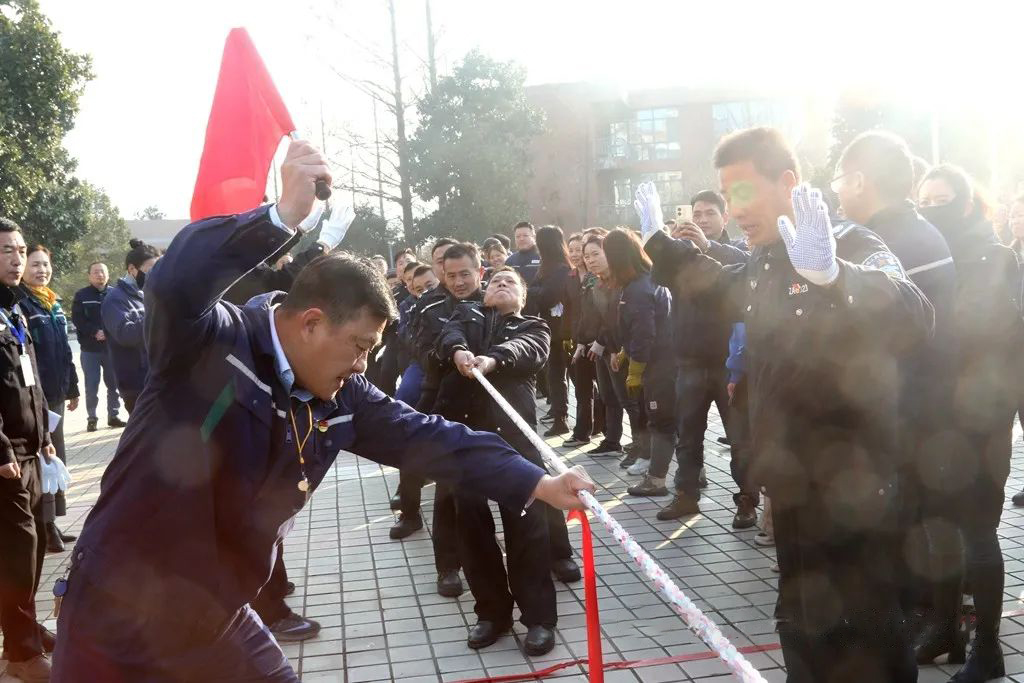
left=409, top=286, right=483, bottom=394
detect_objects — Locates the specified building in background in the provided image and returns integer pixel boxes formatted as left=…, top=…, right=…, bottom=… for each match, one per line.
left=524, top=83, right=831, bottom=230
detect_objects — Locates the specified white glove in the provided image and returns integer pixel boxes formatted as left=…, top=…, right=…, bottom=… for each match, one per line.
left=319, top=205, right=355, bottom=250
left=777, top=184, right=839, bottom=287
left=633, top=181, right=665, bottom=239
left=572, top=344, right=585, bottom=363
left=298, top=201, right=325, bottom=232
left=588, top=341, right=604, bottom=358
left=40, top=455, right=71, bottom=494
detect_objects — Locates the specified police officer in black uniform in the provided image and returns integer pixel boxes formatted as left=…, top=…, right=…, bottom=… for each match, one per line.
left=436, top=265, right=558, bottom=655
left=642, top=127, right=933, bottom=682
left=0, top=217, right=58, bottom=682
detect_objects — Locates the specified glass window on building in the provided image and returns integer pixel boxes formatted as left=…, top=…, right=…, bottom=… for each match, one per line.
left=599, top=108, right=681, bottom=163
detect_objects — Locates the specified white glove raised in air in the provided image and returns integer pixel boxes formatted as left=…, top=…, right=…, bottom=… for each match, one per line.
left=633, top=181, right=665, bottom=239
left=319, top=205, right=355, bottom=250
left=777, top=184, right=839, bottom=287
left=39, top=454, right=71, bottom=495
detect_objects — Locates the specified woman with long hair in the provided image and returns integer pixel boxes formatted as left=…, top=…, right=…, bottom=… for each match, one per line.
left=914, top=164, right=1023, bottom=683
left=21, top=245, right=80, bottom=553
left=580, top=230, right=627, bottom=458
left=601, top=229, right=675, bottom=497
left=101, top=239, right=160, bottom=414
left=527, top=226, right=572, bottom=437
left=561, top=232, right=605, bottom=448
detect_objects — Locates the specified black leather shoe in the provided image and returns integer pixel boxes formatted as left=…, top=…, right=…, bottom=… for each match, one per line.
left=437, top=570, right=464, bottom=598
left=108, top=416, right=127, bottom=428
left=551, top=558, right=581, bottom=583
left=948, top=639, right=1004, bottom=682
left=46, top=524, right=65, bottom=553
left=915, top=623, right=966, bottom=664
left=543, top=419, right=570, bottom=437
left=467, top=619, right=512, bottom=649
left=389, top=514, right=423, bottom=540
left=732, top=495, right=758, bottom=530
left=524, top=625, right=555, bottom=656
left=40, top=625, right=56, bottom=653
left=87, top=418, right=98, bottom=433
left=269, top=612, right=321, bottom=642
left=52, top=523, right=76, bottom=543
left=619, top=453, right=637, bottom=469
left=389, top=492, right=402, bottom=511
left=1013, top=489, right=1024, bottom=507
left=657, top=493, right=700, bottom=520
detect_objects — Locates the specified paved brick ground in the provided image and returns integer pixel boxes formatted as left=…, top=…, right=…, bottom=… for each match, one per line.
left=5, top=348, right=1024, bottom=682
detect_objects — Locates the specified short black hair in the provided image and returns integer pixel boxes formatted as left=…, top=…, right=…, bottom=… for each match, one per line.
left=402, top=260, right=421, bottom=275
left=394, top=248, right=415, bottom=259
left=0, top=217, right=21, bottom=233
left=412, top=264, right=433, bottom=279
left=713, top=127, right=800, bottom=181
left=838, top=131, right=914, bottom=203
left=690, top=190, right=726, bottom=215
left=442, top=242, right=481, bottom=269
left=282, top=252, right=397, bottom=323
left=431, top=237, right=458, bottom=257
left=88, top=261, right=107, bottom=272
left=489, top=233, right=511, bottom=250
left=513, top=221, right=534, bottom=233
left=126, top=239, right=161, bottom=270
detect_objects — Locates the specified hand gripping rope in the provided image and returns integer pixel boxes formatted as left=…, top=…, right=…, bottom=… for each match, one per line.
left=470, top=368, right=767, bottom=683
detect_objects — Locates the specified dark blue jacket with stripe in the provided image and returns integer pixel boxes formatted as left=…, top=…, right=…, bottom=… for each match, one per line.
left=67, top=206, right=546, bottom=662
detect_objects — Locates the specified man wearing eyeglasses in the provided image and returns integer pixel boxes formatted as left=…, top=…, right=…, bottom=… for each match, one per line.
left=832, top=131, right=958, bottom=636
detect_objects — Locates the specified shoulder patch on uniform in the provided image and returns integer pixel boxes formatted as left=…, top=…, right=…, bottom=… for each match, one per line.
left=861, top=250, right=907, bottom=278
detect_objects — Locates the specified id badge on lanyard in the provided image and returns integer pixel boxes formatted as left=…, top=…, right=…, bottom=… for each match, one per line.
left=1, top=309, right=34, bottom=387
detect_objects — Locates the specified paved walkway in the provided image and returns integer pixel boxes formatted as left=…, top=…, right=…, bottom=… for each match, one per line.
left=5, top=350, right=1024, bottom=682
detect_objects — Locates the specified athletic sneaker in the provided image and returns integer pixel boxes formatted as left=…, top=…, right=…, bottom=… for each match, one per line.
left=269, top=613, right=321, bottom=642
left=626, top=458, right=649, bottom=476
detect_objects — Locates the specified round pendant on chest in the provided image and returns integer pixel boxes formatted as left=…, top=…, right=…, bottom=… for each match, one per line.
left=298, top=479, right=310, bottom=492
left=317, top=420, right=329, bottom=433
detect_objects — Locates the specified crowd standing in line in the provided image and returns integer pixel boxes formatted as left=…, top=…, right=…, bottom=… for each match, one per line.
left=3, top=124, right=1024, bottom=683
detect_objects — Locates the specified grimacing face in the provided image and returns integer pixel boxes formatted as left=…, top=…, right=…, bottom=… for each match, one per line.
left=483, top=271, right=524, bottom=313
left=718, top=161, right=796, bottom=247
left=291, top=307, right=384, bottom=401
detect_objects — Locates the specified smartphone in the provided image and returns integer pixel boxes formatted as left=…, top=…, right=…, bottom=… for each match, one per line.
left=675, top=205, right=693, bottom=223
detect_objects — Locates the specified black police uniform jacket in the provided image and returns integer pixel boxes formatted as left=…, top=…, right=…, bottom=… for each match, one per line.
left=409, top=285, right=483, bottom=396
left=646, top=225, right=934, bottom=515
left=435, top=302, right=550, bottom=468
left=61, top=207, right=546, bottom=667
left=0, top=285, right=51, bottom=465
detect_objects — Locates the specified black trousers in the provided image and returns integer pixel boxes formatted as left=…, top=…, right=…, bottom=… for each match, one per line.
left=122, top=391, right=139, bottom=415
left=455, top=433, right=557, bottom=628
left=925, top=425, right=1011, bottom=644
left=42, top=399, right=67, bottom=521
left=0, top=455, right=45, bottom=661
left=673, top=363, right=756, bottom=500
left=570, top=354, right=603, bottom=440
left=546, top=344, right=569, bottom=421
left=593, top=357, right=625, bottom=449
left=251, top=541, right=290, bottom=625
left=772, top=496, right=916, bottom=683
left=397, top=386, right=459, bottom=574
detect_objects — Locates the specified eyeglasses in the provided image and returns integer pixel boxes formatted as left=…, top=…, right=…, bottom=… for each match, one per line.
left=829, top=170, right=860, bottom=193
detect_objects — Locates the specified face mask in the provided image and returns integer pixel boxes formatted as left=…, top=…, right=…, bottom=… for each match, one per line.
left=134, top=270, right=146, bottom=290
left=919, top=202, right=966, bottom=232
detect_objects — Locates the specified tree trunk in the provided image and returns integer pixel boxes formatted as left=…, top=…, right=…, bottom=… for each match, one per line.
left=388, top=0, right=415, bottom=244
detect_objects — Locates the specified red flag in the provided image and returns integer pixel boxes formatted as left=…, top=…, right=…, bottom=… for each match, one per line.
left=190, top=28, right=295, bottom=221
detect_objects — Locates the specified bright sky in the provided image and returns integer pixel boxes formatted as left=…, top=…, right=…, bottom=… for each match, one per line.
left=38, top=0, right=1022, bottom=219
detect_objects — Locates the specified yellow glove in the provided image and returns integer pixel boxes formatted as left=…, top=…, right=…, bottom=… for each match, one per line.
left=626, top=358, right=646, bottom=399
left=562, top=339, right=575, bottom=354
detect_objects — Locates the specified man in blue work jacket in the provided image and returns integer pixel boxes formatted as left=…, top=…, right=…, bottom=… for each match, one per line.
left=51, top=140, right=594, bottom=682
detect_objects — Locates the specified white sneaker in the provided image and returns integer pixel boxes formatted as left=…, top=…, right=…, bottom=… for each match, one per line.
left=754, top=531, right=775, bottom=547
left=626, top=459, right=649, bottom=476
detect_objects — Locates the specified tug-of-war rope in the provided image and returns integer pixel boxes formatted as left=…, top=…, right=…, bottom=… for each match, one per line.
left=465, top=368, right=769, bottom=683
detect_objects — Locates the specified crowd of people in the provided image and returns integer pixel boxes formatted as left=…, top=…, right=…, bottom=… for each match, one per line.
left=1, top=125, right=1023, bottom=683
